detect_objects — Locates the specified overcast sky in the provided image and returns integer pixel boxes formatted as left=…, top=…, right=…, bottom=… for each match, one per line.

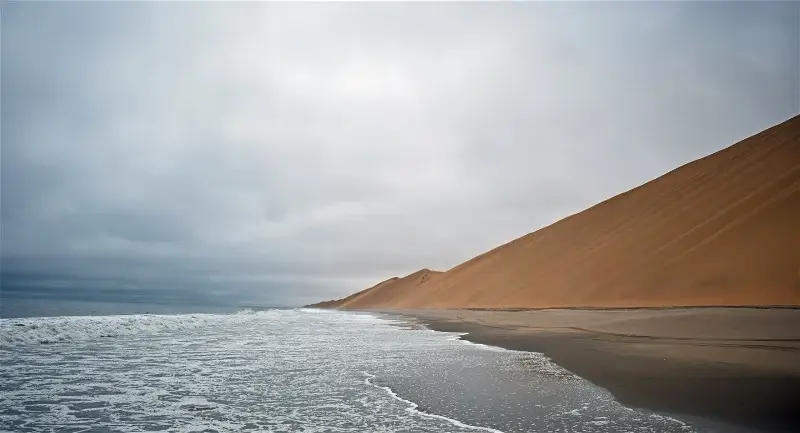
left=2, top=1, right=798, bottom=307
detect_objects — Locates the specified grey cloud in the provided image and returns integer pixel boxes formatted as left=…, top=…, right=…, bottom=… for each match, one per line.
left=2, top=1, right=798, bottom=306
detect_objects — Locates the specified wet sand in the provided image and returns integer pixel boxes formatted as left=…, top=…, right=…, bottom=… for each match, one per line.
left=385, top=308, right=800, bottom=433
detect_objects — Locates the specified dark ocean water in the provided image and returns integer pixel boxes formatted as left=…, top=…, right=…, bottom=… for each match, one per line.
left=0, top=308, right=701, bottom=433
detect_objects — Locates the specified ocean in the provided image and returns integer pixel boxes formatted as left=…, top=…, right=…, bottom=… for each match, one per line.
left=1, top=307, right=699, bottom=433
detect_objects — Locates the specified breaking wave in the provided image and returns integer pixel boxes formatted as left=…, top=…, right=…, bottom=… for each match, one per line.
left=363, top=372, right=505, bottom=433
left=0, top=310, right=278, bottom=347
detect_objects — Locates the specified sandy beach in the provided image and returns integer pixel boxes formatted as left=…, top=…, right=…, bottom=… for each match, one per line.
left=383, top=308, right=800, bottom=433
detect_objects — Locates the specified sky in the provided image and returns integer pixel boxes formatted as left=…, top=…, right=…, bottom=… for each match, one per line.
left=2, top=1, right=798, bottom=308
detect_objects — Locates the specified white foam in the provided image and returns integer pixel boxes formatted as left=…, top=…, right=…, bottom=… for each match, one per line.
left=450, top=333, right=576, bottom=378
left=363, top=372, right=506, bottom=433
left=2, top=308, right=699, bottom=433
left=297, top=307, right=337, bottom=314
left=0, top=310, right=280, bottom=347
left=588, top=419, right=611, bottom=426
left=451, top=335, right=509, bottom=352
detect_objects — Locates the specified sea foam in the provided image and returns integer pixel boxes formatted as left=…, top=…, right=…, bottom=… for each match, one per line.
left=0, top=310, right=276, bottom=347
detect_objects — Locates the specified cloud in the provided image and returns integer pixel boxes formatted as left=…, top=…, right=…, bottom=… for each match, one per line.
left=2, top=1, right=798, bottom=306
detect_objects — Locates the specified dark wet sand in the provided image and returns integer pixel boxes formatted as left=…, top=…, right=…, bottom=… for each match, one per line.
left=386, top=308, right=800, bottom=433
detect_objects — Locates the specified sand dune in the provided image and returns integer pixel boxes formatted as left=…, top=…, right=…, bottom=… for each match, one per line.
left=336, top=269, right=442, bottom=309
left=310, top=277, right=400, bottom=308
left=311, top=115, right=800, bottom=309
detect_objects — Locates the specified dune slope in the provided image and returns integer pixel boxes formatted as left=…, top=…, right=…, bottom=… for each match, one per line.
left=308, top=277, right=400, bottom=308
left=314, top=115, right=800, bottom=309
left=337, top=269, right=442, bottom=309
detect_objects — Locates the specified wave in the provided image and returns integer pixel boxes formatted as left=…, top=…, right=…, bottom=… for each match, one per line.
left=363, top=372, right=506, bottom=433
left=297, top=307, right=339, bottom=314
left=0, top=310, right=279, bottom=347
left=447, top=333, right=582, bottom=378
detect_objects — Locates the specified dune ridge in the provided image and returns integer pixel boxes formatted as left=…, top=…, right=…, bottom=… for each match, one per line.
left=309, top=115, right=800, bottom=309
left=336, top=269, right=442, bottom=309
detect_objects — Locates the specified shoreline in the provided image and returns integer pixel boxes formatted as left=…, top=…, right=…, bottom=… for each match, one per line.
left=375, top=307, right=800, bottom=433
left=363, top=371, right=505, bottom=433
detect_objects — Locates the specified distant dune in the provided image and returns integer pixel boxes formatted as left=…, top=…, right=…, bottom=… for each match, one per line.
left=333, top=269, right=442, bottom=309
left=309, top=115, right=800, bottom=309
left=310, top=277, right=400, bottom=309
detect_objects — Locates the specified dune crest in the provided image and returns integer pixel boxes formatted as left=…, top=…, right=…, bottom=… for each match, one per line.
left=311, top=115, right=800, bottom=309
left=336, top=269, right=443, bottom=309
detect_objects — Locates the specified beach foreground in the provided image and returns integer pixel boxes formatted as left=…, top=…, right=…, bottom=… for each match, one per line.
left=384, top=308, right=800, bottom=433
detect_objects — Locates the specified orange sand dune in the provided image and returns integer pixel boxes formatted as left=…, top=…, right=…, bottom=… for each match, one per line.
left=310, top=276, right=400, bottom=308
left=336, top=269, right=442, bottom=309
left=311, top=115, right=800, bottom=309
